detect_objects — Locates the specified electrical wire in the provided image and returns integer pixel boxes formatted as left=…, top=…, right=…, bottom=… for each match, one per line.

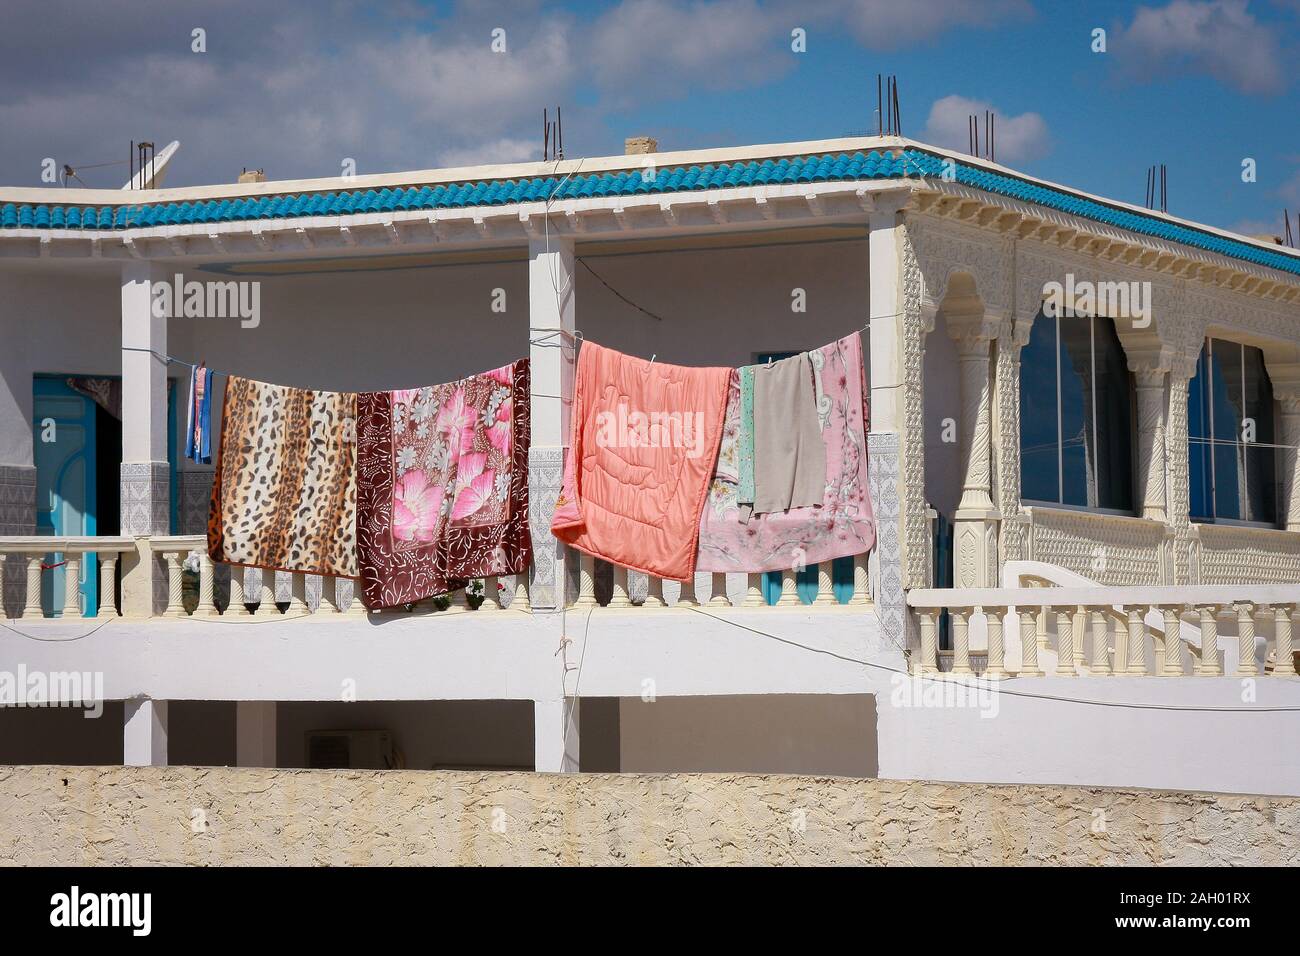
left=679, top=604, right=1300, bottom=714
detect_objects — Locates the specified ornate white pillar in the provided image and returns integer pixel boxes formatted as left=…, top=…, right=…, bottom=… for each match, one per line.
left=528, top=236, right=576, bottom=611
left=1130, top=363, right=1169, bottom=522
left=1166, top=353, right=1197, bottom=584
left=120, top=262, right=171, bottom=617
left=947, top=313, right=1001, bottom=588
left=1277, top=392, right=1300, bottom=532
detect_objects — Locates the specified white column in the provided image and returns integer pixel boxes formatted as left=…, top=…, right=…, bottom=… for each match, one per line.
left=947, top=314, right=1001, bottom=589
left=1278, top=394, right=1300, bottom=532
left=236, top=701, right=277, bottom=768
left=123, top=698, right=168, bottom=766
left=120, top=262, right=170, bottom=618
left=708, top=572, right=731, bottom=607
left=1131, top=365, right=1169, bottom=522
left=528, top=236, right=576, bottom=611
left=1197, top=605, right=1222, bottom=675
left=1235, top=602, right=1258, bottom=676
left=867, top=196, right=906, bottom=434
left=534, top=698, right=579, bottom=772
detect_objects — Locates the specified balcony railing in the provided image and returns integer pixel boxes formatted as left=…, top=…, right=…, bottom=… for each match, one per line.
left=907, top=586, right=1300, bottom=678
left=0, top=536, right=871, bottom=619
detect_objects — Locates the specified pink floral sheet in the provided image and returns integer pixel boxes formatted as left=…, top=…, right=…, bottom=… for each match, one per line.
left=356, top=359, right=531, bottom=609
left=696, top=334, right=874, bottom=573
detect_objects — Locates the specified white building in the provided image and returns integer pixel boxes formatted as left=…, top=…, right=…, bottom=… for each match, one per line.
left=2, top=136, right=1298, bottom=795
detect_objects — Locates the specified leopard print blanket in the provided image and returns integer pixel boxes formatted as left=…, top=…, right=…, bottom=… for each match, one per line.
left=208, top=375, right=358, bottom=577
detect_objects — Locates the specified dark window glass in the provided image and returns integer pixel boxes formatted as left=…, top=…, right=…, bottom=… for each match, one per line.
left=1188, top=339, right=1276, bottom=523
left=1019, top=311, right=1134, bottom=510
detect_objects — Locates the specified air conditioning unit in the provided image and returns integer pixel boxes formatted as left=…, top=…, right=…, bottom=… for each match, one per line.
left=305, top=730, right=396, bottom=770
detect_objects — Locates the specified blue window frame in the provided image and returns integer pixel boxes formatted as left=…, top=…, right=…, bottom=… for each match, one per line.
left=1019, top=311, right=1134, bottom=511
left=1188, top=339, right=1277, bottom=525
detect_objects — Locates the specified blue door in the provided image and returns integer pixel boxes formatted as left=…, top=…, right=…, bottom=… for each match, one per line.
left=753, top=352, right=854, bottom=606
left=33, top=375, right=178, bottom=617
left=33, top=378, right=98, bottom=617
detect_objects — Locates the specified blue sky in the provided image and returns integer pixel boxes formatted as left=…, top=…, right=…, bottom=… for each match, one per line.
left=2, top=1, right=1297, bottom=238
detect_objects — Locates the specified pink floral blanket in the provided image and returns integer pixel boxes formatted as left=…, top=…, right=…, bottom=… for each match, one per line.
left=356, top=360, right=531, bottom=609
left=696, top=334, right=874, bottom=573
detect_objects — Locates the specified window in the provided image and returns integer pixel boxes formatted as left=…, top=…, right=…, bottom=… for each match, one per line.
left=1019, top=310, right=1134, bottom=511
left=1188, top=339, right=1277, bottom=524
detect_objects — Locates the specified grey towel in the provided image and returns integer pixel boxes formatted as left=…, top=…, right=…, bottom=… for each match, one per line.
left=751, top=352, right=826, bottom=515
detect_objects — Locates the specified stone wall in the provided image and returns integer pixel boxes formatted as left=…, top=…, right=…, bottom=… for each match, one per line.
left=1, top=766, right=1296, bottom=865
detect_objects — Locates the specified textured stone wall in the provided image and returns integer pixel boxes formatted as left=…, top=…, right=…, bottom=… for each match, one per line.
left=1, top=765, right=1296, bottom=866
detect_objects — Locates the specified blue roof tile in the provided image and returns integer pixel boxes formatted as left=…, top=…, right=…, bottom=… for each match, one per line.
left=3, top=147, right=1297, bottom=275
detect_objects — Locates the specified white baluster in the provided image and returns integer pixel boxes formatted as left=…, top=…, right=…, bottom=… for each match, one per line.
left=574, top=555, right=598, bottom=608
left=163, top=552, right=186, bottom=618
left=848, top=553, right=870, bottom=605
left=950, top=607, right=973, bottom=676
left=480, top=575, right=505, bottom=611
left=22, top=555, right=43, bottom=619
left=96, top=555, right=118, bottom=618
left=1071, top=605, right=1086, bottom=666
left=708, top=572, right=731, bottom=607
left=1055, top=608, right=1075, bottom=676
left=984, top=606, right=1006, bottom=679
left=918, top=608, right=939, bottom=674
left=775, top=568, right=799, bottom=607
left=510, top=573, right=532, bottom=612
left=319, top=575, right=342, bottom=613
left=287, top=572, right=309, bottom=614
left=1196, top=605, right=1221, bottom=676
left=1162, top=606, right=1184, bottom=676
left=1036, top=606, right=1048, bottom=650
left=607, top=567, right=632, bottom=608
left=1125, top=607, right=1147, bottom=675
left=448, top=585, right=471, bottom=612
left=254, top=568, right=278, bottom=616
left=63, top=554, right=84, bottom=618
left=229, top=567, right=252, bottom=616
left=1274, top=604, right=1297, bottom=677
left=194, top=552, right=219, bottom=617
left=339, top=578, right=368, bottom=616
left=1091, top=609, right=1111, bottom=675
left=676, top=575, right=699, bottom=607
left=741, top=573, right=765, bottom=608
left=642, top=576, right=666, bottom=608
left=812, top=564, right=837, bottom=606
left=1018, top=608, right=1042, bottom=676
left=1112, top=609, right=1129, bottom=676
left=1235, top=602, right=1258, bottom=676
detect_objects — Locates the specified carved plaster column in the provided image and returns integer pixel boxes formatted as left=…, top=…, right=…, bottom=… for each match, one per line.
left=994, top=314, right=1033, bottom=564
left=1165, top=352, right=1197, bottom=585
left=1130, top=362, right=1169, bottom=523
left=947, top=313, right=1001, bottom=588
left=1264, top=365, right=1300, bottom=532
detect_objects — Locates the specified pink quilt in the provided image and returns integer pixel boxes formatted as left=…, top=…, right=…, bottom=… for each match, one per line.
left=696, top=334, right=874, bottom=573
left=551, top=341, right=730, bottom=582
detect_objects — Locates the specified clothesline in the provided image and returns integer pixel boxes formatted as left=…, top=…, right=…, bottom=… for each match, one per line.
left=121, top=346, right=229, bottom=379
left=120, top=313, right=898, bottom=400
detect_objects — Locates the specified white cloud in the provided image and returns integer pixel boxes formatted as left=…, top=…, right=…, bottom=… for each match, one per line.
left=1114, top=0, right=1286, bottom=94
left=439, top=137, right=539, bottom=169
left=920, top=94, right=1051, bottom=163
left=588, top=0, right=792, bottom=102
left=1224, top=217, right=1287, bottom=238
left=809, top=0, right=1033, bottom=50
